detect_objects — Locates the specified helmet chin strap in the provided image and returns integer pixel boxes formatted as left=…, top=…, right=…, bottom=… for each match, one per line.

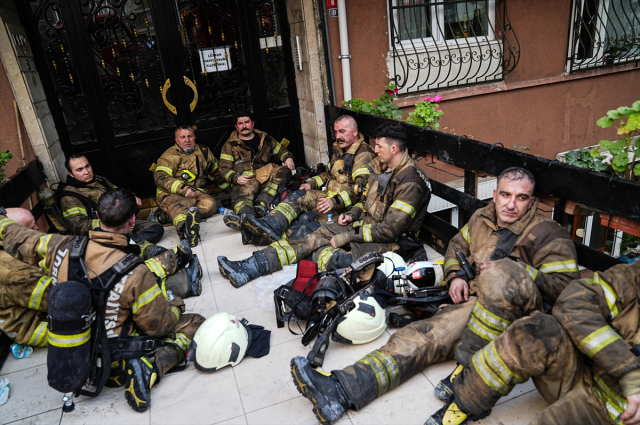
left=177, top=144, right=196, bottom=155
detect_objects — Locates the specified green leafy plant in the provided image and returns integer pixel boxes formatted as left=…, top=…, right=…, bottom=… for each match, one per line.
left=342, top=83, right=403, bottom=120
left=513, top=144, right=531, bottom=153
left=591, top=101, right=640, bottom=180
left=407, top=95, right=444, bottom=129
left=564, top=148, right=609, bottom=172
left=0, top=151, right=13, bottom=182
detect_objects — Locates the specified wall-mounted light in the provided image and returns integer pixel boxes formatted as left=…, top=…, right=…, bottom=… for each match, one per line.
left=295, top=35, right=303, bottom=71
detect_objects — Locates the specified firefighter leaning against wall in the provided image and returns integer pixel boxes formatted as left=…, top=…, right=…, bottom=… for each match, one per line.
left=61, top=154, right=164, bottom=244
left=427, top=259, right=640, bottom=425
left=218, top=110, right=295, bottom=227
left=241, top=114, right=376, bottom=245
left=0, top=189, right=204, bottom=413
left=289, top=166, right=581, bottom=425
left=218, top=122, right=431, bottom=288
left=154, top=125, right=227, bottom=247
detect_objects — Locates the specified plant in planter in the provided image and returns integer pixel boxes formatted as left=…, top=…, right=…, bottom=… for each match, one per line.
left=342, top=83, right=403, bottom=120
left=406, top=95, right=444, bottom=129
left=0, top=151, right=13, bottom=182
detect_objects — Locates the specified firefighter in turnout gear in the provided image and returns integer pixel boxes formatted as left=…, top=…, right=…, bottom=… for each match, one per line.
left=242, top=115, right=376, bottom=244
left=154, top=125, right=226, bottom=247
left=0, top=189, right=205, bottom=413
left=219, top=110, right=295, bottom=229
left=426, top=260, right=640, bottom=425
left=218, top=122, right=430, bottom=288
left=289, top=167, right=580, bottom=425
left=61, top=154, right=164, bottom=243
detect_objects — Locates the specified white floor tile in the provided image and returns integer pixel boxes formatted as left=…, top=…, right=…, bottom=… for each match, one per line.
left=4, top=409, right=61, bottom=425
left=184, top=285, right=219, bottom=319
left=201, top=234, right=257, bottom=260
left=213, top=415, right=248, bottom=425
left=1, top=348, right=48, bottom=375
left=245, top=397, right=333, bottom=425
left=475, top=390, right=549, bottom=425
left=59, top=390, right=149, bottom=425
left=212, top=279, right=263, bottom=315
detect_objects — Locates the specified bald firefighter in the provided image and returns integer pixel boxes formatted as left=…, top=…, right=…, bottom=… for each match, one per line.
left=219, top=110, right=295, bottom=229
left=241, top=115, right=376, bottom=244
left=426, top=260, right=640, bottom=425
left=218, top=122, right=430, bottom=288
left=61, top=154, right=164, bottom=243
left=0, top=189, right=205, bottom=412
left=289, top=167, right=580, bottom=425
left=154, top=125, right=226, bottom=247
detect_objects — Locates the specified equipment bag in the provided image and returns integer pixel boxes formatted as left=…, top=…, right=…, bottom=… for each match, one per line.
left=274, top=259, right=321, bottom=328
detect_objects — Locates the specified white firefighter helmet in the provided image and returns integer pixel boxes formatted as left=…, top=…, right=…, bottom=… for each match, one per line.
left=405, top=261, right=444, bottom=287
left=190, top=312, right=248, bottom=373
left=378, top=252, right=408, bottom=295
left=333, top=294, right=386, bottom=345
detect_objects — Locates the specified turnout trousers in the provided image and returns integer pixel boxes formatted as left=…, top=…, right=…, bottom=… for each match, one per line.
left=157, top=192, right=218, bottom=233
left=231, top=165, right=291, bottom=216
left=453, top=311, right=616, bottom=425
left=267, top=189, right=334, bottom=233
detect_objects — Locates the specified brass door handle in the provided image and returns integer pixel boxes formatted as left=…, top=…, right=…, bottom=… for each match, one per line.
left=161, top=76, right=198, bottom=115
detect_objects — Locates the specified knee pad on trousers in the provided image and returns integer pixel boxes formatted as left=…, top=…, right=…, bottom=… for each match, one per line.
left=289, top=221, right=322, bottom=241
left=283, top=189, right=307, bottom=203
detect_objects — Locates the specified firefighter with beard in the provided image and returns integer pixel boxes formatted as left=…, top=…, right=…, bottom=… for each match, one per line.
left=288, top=167, right=580, bottom=425
left=217, top=122, right=430, bottom=288
left=61, top=154, right=163, bottom=243
left=0, top=189, right=205, bottom=412
left=154, top=125, right=226, bottom=247
left=241, top=115, right=376, bottom=245
left=219, top=110, right=295, bottom=230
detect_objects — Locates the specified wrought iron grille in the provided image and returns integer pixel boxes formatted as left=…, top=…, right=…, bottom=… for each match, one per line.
left=568, top=0, right=640, bottom=72
left=177, top=0, right=252, bottom=122
left=388, top=0, right=520, bottom=94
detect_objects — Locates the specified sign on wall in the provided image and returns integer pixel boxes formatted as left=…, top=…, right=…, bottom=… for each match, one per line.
left=327, top=0, right=338, bottom=17
left=198, top=47, right=232, bottom=73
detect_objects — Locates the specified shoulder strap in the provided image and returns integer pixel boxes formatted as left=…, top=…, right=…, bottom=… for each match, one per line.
left=58, top=189, right=98, bottom=212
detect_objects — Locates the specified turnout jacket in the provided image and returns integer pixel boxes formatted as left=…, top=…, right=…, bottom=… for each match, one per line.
left=306, top=134, right=376, bottom=210
left=219, top=129, right=293, bottom=185
left=443, top=200, right=580, bottom=304
left=334, top=150, right=430, bottom=246
left=553, top=260, right=640, bottom=406
left=60, top=176, right=115, bottom=235
left=154, top=143, right=225, bottom=202
left=0, top=215, right=182, bottom=342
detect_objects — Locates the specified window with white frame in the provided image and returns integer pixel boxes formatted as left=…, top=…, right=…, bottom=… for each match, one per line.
left=388, top=0, right=520, bottom=94
left=568, top=0, right=640, bottom=72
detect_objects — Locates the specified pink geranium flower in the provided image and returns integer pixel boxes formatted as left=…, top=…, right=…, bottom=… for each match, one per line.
left=435, top=107, right=441, bottom=111
left=434, top=95, right=442, bottom=102
left=424, top=96, right=432, bottom=102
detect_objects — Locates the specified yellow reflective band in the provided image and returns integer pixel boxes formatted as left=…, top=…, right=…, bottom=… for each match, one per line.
left=211, top=160, right=219, bottom=172
left=353, top=220, right=363, bottom=227
left=0, top=217, right=15, bottom=237
left=220, top=153, right=234, bottom=162
left=63, top=207, right=88, bottom=218
left=170, top=180, right=182, bottom=194
left=390, top=200, right=417, bottom=218
left=156, top=187, right=163, bottom=196
left=525, top=265, right=539, bottom=281
left=444, top=258, right=460, bottom=271
left=460, top=224, right=470, bottom=244
left=133, top=285, right=162, bottom=314
left=92, top=219, right=100, bottom=229
left=539, top=260, right=579, bottom=274
left=48, top=328, right=90, bottom=348
left=352, top=168, right=370, bottom=179
left=472, top=302, right=511, bottom=330
left=338, top=191, right=352, bottom=208
left=155, top=166, right=173, bottom=176
left=593, top=373, right=627, bottom=423
left=274, top=202, right=297, bottom=224
left=141, top=356, right=153, bottom=369
left=171, top=306, right=181, bottom=321
left=467, top=302, right=511, bottom=342
left=218, top=181, right=231, bottom=189
left=354, top=203, right=364, bottom=211
left=270, top=240, right=288, bottom=267
left=579, top=325, right=622, bottom=358
left=356, top=351, right=400, bottom=397
left=28, top=321, right=48, bottom=347
left=280, top=240, right=297, bottom=264
left=234, top=200, right=254, bottom=214
left=262, top=182, right=278, bottom=196
left=468, top=314, right=502, bottom=341
left=272, top=142, right=282, bottom=155
left=138, top=241, right=152, bottom=256
left=363, top=224, right=373, bottom=242
left=280, top=152, right=289, bottom=162
left=489, top=342, right=524, bottom=383
left=37, top=234, right=53, bottom=261
left=311, top=176, right=324, bottom=187
left=270, top=240, right=296, bottom=266
left=317, top=247, right=339, bottom=272
left=172, top=332, right=191, bottom=352
left=590, top=273, right=620, bottom=318
left=173, top=214, right=187, bottom=227
left=472, top=343, right=513, bottom=396
left=145, top=258, right=167, bottom=280
left=242, top=171, right=255, bottom=176
left=29, top=276, right=52, bottom=310
left=224, top=170, right=237, bottom=181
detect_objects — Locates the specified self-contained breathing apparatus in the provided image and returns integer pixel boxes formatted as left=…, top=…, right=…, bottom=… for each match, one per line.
left=47, top=236, right=169, bottom=413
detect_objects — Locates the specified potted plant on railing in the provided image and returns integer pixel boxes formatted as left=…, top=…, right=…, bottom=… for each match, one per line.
left=0, top=151, right=13, bottom=183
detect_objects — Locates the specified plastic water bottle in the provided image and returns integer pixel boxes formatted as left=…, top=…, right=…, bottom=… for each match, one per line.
left=327, top=214, right=333, bottom=223
left=0, top=377, right=9, bottom=406
left=10, top=344, right=33, bottom=359
left=219, top=207, right=234, bottom=215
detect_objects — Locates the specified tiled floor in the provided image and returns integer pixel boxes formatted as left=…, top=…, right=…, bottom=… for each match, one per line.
left=0, top=214, right=548, bottom=424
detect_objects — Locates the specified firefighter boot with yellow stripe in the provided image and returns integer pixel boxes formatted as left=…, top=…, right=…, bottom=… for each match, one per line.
left=435, top=363, right=463, bottom=402
left=184, top=207, right=201, bottom=247
left=223, top=212, right=243, bottom=231
left=425, top=400, right=490, bottom=425
left=243, top=213, right=286, bottom=243
left=290, top=356, right=351, bottom=425
left=124, top=356, right=159, bottom=413
left=217, top=250, right=270, bottom=288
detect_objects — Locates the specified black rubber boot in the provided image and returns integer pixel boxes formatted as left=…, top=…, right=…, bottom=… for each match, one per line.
left=184, top=207, right=201, bottom=247
left=217, top=250, right=270, bottom=288
left=185, top=254, right=203, bottom=297
left=240, top=226, right=272, bottom=246
left=435, top=363, right=463, bottom=403
left=174, top=239, right=192, bottom=269
left=254, top=202, right=269, bottom=217
left=243, top=213, right=286, bottom=243
left=223, top=212, right=243, bottom=231
left=290, top=356, right=350, bottom=425
left=124, top=356, right=160, bottom=413
left=424, top=399, right=490, bottom=425
left=105, top=359, right=126, bottom=388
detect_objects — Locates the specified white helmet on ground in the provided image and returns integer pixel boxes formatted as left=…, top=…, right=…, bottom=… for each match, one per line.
left=332, top=294, right=386, bottom=345
left=189, top=312, right=249, bottom=373
left=378, top=252, right=407, bottom=294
